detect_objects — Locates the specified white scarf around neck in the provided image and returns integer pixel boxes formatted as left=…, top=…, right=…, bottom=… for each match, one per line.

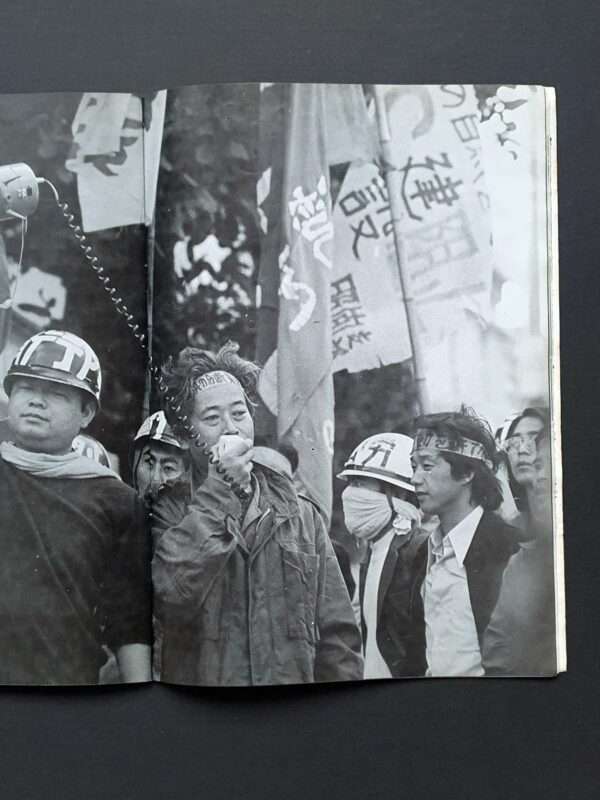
left=1, top=441, right=120, bottom=480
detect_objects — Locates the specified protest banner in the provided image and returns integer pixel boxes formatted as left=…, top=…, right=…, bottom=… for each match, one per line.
left=382, top=84, right=493, bottom=346
left=257, top=84, right=335, bottom=519
left=66, top=92, right=166, bottom=232
left=330, top=161, right=412, bottom=373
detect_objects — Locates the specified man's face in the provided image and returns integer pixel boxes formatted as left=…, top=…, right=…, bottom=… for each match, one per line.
left=505, top=415, right=544, bottom=486
left=188, top=381, right=254, bottom=471
left=134, top=441, right=188, bottom=501
left=7, top=377, right=95, bottom=455
left=410, top=448, right=466, bottom=516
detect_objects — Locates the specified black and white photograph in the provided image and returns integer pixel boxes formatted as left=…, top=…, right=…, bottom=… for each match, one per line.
left=0, top=83, right=564, bottom=686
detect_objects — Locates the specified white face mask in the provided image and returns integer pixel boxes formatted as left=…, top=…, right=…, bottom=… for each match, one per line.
left=342, top=485, right=421, bottom=541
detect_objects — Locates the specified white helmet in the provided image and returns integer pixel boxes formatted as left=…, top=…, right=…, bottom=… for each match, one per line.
left=133, top=411, right=188, bottom=451
left=72, top=434, right=111, bottom=468
left=4, top=330, right=102, bottom=408
left=338, top=432, right=415, bottom=494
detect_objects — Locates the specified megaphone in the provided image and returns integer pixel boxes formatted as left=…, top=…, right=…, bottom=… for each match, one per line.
left=0, top=163, right=41, bottom=221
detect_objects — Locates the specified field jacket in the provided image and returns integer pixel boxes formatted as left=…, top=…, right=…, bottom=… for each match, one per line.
left=152, top=465, right=363, bottom=686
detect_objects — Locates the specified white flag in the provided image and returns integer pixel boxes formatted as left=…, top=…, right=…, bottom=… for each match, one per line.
left=66, top=91, right=166, bottom=232
left=383, top=84, right=493, bottom=346
left=330, top=161, right=411, bottom=373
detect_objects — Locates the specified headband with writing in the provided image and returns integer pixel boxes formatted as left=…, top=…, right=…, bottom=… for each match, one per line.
left=412, top=429, right=494, bottom=470
left=194, top=370, right=244, bottom=394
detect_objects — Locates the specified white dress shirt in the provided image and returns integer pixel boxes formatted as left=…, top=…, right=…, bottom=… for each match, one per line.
left=422, top=506, right=485, bottom=677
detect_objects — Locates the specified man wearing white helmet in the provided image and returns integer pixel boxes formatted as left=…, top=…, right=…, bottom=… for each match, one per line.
left=338, top=433, right=428, bottom=679
left=0, top=330, right=152, bottom=685
left=131, top=411, right=190, bottom=505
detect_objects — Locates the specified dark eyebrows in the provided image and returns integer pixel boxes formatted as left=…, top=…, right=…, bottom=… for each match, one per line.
left=200, top=400, right=248, bottom=413
left=159, top=456, right=180, bottom=466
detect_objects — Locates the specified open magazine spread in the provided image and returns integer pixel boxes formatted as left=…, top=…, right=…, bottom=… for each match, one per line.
left=0, top=84, right=564, bottom=686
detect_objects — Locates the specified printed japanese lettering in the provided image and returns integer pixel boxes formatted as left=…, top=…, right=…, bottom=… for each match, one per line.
left=288, top=174, right=333, bottom=269
left=400, top=154, right=464, bottom=222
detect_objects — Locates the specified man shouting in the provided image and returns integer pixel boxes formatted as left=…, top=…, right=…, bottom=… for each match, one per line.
left=152, top=342, right=363, bottom=686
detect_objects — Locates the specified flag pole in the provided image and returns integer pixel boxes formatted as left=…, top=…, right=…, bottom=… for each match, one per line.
left=142, top=212, right=155, bottom=422
left=373, top=85, right=431, bottom=414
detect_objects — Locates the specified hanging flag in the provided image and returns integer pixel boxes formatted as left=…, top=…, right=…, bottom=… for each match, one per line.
left=255, top=82, right=289, bottom=444
left=330, top=160, right=412, bottom=373
left=323, top=84, right=378, bottom=166
left=256, top=84, right=335, bottom=520
left=66, top=91, right=166, bottom=232
left=256, top=83, right=290, bottom=390
left=381, top=84, right=494, bottom=346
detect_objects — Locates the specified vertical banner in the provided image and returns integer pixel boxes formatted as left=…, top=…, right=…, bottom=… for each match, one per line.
left=257, top=84, right=335, bottom=520
left=278, top=84, right=335, bottom=519
left=382, top=84, right=493, bottom=346
left=66, top=91, right=166, bottom=232
left=330, top=161, right=412, bottom=373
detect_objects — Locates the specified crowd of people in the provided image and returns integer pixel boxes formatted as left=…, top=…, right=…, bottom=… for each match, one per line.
left=0, top=328, right=557, bottom=685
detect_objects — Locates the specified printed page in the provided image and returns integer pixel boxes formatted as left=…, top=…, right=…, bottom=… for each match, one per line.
left=0, top=84, right=563, bottom=687
left=0, top=91, right=153, bottom=684
left=149, top=83, right=565, bottom=685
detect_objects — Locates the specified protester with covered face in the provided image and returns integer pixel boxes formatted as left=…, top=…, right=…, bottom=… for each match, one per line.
left=338, top=433, right=428, bottom=679
left=131, top=410, right=190, bottom=504
left=151, top=342, right=363, bottom=686
left=483, top=425, right=557, bottom=675
left=0, top=330, right=152, bottom=684
left=410, top=408, right=519, bottom=677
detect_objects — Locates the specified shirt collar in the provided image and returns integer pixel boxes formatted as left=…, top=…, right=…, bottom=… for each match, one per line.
left=429, top=506, right=484, bottom=567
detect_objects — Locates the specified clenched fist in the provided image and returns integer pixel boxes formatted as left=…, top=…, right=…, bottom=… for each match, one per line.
left=210, top=433, right=254, bottom=490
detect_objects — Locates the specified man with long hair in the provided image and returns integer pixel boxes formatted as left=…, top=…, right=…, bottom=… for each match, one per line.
left=483, top=424, right=557, bottom=675
left=410, top=407, right=519, bottom=676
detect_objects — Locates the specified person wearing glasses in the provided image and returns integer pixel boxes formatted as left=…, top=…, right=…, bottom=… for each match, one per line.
left=496, top=407, right=549, bottom=535
left=483, top=424, right=557, bottom=675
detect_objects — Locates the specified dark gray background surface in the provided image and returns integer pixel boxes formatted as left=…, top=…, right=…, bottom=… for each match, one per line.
left=0, top=2, right=597, bottom=798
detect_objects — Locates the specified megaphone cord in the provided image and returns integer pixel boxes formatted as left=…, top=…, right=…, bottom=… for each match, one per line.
left=39, top=178, right=250, bottom=500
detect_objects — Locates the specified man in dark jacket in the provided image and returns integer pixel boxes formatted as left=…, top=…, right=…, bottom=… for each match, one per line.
left=410, top=408, right=519, bottom=677
left=0, top=330, right=152, bottom=685
left=151, top=342, right=363, bottom=686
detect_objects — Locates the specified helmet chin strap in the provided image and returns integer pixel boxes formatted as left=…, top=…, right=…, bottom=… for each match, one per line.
left=385, top=488, right=396, bottom=516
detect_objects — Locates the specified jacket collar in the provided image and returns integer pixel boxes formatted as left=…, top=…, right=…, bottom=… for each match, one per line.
left=429, top=506, right=484, bottom=568
left=253, top=463, right=300, bottom=521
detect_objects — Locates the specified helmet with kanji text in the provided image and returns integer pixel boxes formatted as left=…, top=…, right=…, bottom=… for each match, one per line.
left=4, top=330, right=102, bottom=408
left=338, top=432, right=415, bottom=494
